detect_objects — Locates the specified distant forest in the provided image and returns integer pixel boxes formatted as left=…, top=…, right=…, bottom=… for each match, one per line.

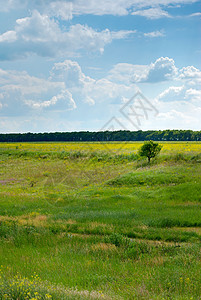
left=0, top=130, right=200, bottom=142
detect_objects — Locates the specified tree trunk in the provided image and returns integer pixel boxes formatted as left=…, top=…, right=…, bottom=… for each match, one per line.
left=148, top=157, right=150, bottom=163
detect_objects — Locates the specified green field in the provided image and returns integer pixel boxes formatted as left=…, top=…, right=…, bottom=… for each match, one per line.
left=0, top=142, right=201, bottom=299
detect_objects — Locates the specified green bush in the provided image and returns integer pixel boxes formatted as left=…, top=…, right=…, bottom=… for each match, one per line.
left=138, top=140, right=162, bottom=163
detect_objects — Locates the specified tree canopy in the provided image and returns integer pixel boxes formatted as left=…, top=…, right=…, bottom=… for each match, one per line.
left=0, top=130, right=200, bottom=142
left=138, top=140, right=162, bottom=163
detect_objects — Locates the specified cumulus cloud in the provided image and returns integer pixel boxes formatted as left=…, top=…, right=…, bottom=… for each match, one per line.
left=185, top=88, right=201, bottom=102
left=165, top=86, right=201, bottom=102
left=157, top=85, right=186, bottom=102
left=0, top=59, right=139, bottom=117
left=51, top=60, right=94, bottom=88
left=179, top=66, right=201, bottom=80
left=51, top=59, right=137, bottom=104
left=26, top=89, right=76, bottom=111
left=0, top=57, right=200, bottom=131
left=157, top=67, right=201, bottom=103
left=108, top=57, right=178, bottom=84
left=108, top=59, right=201, bottom=111
left=178, top=66, right=201, bottom=90
left=0, top=68, right=75, bottom=116
left=145, top=57, right=178, bottom=82
left=156, top=63, right=201, bottom=104
left=0, top=10, right=135, bottom=60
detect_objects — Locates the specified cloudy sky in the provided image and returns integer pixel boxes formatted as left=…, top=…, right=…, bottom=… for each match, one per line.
left=0, top=0, right=200, bottom=133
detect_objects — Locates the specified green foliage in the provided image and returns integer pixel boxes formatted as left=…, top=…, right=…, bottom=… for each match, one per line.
left=138, top=140, right=162, bottom=162
left=0, top=129, right=201, bottom=142
left=125, top=241, right=150, bottom=259
left=104, top=233, right=128, bottom=247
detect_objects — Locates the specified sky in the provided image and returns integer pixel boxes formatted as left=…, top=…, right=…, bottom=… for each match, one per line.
left=0, top=0, right=201, bottom=133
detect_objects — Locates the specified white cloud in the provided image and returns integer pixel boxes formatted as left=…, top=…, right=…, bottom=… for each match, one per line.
left=154, top=64, right=201, bottom=128
left=156, top=107, right=201, bottom=129
left=15, top=11, right=61, bottom=43
left=132, top=8, right=171, bottom=19
left=0, top=68, right=64, bottom=95
left=0, top=68, right=75, bottom=116
left=50, top=59, right=95, bottom=89
left=108, top=63, right=148, bottom=84
left=0, top=116, right=83, bottom=133
left=145, top=57, right=178, bottom=82
left=51, top=59, right=137, bottom=104
left=189, top=12, right=201, bottom=17
left=44, top=0, right=200, bottom=19
left=179, top=66, right=201, bottom=79
left=108, top=57, right=178, bottom=84
left=144, top=30, right=165, bottom=37
left=72, top=0, right=129, bottom=16
left=157, top=81, right=201, bottom=104
left=153, top=98, right=201, bottom=130
left=84, top=96, right=95, bottom=106
left=184, top=88, right=201, bottom=101
left=113, top=97, right=201, bottom=131
left=0, top=57, right=200, bottom=132
left=157, top=85, right=186, bottom=101
left=0, top=0, right=25, bottom=12
left=178, top=66, right=201, bottom=88
left=46, top=1, right=73, bottom=20
left=26, top=90, right=76, bottom=111
left=89, top=78, right=133, bottom=101
left=0, top=31, right=17, bottom=42
left=0, top=10, right=135, bottom=60
left=0, top=59, right=139, bottom=117
left=1, top=0, right=199, bottom=16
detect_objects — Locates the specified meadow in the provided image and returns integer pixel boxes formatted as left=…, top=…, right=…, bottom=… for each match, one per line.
left=0, top=141, right=201, bottom=299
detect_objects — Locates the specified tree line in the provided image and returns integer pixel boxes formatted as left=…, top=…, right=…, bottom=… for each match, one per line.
left=0, top=130, right=200, bottom=142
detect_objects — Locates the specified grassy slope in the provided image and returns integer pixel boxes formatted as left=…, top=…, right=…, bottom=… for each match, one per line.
left=0, top=143, right=201, bottom=299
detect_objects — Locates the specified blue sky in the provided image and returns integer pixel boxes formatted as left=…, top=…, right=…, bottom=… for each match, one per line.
left=0, top=0, right=200, bottom=133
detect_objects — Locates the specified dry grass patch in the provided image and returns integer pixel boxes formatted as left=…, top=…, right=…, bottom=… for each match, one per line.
left=66, top=219, right=77, bottom=224
left=148, top=256, right=166, bottom=266
left=0, top=214, right=48, bottom=227
left=88, top=222, right=114, bottom=231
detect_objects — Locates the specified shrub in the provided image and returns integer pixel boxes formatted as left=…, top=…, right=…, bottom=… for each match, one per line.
left=138, top=140, right=162, bottom=163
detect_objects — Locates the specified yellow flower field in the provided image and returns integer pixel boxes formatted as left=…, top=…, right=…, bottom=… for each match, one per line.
left=0, top=141, right=201, bottom=154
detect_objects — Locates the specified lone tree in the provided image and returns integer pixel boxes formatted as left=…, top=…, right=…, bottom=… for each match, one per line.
left=138, top=140, right=162, bottom=163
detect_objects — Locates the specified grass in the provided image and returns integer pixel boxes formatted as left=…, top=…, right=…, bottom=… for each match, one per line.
left=0, top=142, right=201, bottom=299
